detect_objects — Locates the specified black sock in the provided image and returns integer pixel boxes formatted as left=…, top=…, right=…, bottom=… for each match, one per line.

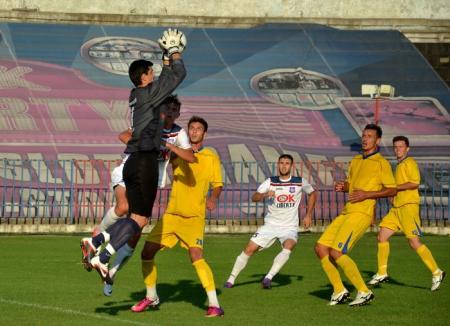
left=92, top=233, right=105, bottom=248
left=99, top=249, right=113, bottom=264
left=108, top=218, right=141, bottom=253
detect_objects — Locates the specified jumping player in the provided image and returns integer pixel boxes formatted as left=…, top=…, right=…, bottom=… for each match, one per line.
left=101, top=95, right=195, bottom=296
left=81, top=28, right=187, bottom=280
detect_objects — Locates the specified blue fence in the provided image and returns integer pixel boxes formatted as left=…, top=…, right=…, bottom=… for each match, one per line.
left=0, top=159, right=448, bottom=226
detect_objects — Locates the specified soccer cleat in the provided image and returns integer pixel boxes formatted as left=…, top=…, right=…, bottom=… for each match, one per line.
left=103, top=282, right=113, bottom=297
left=431, top=270, right=446, bottom=291
left=223, top=281, right=233, bottom=288
left=90, top=255, right=109, bottom=280
left=348, top=291, right=374, bottom=307
left=103, top=274, right=114, bottom=296
left=131, top=297, right=160, bottom=312
left=329, top=289, right=350, bottom=306
left=261, top=277, right=272, bottom=289
left=205, top=306, right=224, bottom=318
left=368, top=273, right=389, bottom=286
left=80, top=237, right=97, bottom=271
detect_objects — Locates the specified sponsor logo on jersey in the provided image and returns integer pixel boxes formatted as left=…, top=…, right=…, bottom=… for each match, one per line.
left=275, top=194, right=296, bottom=208
left=277, top=194, right=295, bottom=202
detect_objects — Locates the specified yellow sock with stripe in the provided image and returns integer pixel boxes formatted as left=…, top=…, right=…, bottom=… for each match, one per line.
left=336, top=255, right=369, bottom=293
left=142, top=259, right=158, bottom=299
left=193, top=259, right=220, bottom=307
left=416, top=245, right=439, bottom=274
left=320, top=255, right=345, bottom=294
left=377, top=242, right=390, bottom=275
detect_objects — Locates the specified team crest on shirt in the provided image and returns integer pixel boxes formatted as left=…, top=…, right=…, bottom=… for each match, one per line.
left=289, top=186, right=296, bottom=193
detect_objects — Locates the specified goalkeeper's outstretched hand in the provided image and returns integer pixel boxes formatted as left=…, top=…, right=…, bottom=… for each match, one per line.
left=158, top=28, right=187, bottom=58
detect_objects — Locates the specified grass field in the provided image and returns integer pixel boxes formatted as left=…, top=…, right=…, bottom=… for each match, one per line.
left=0, top=233, right=449, bottom=326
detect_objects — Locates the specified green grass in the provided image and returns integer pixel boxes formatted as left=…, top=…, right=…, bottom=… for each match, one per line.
left=0, top=233, right=449, bottom=326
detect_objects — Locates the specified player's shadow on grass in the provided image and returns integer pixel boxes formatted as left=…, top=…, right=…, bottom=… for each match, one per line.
left=360, top=270, right=428, bottom=290
left=231, top=273, right=302, bottom=288
left=308, top=284, right=353, bottom=302
left=95, top=279, right=219, bottom=315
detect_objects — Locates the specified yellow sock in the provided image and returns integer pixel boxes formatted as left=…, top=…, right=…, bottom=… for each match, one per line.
left=320, top=256, right=345, bottom=293
left=377, top=242, right=390, bottom=275
left=336, top=255, right=369, bottom=293
left=142, top=259, right=157, bottom=287
left=416, top=245, right=439, bottom=274
left=193, top=259, right=216, bottom=292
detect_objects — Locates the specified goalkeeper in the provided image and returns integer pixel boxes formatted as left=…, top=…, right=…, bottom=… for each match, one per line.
left=81, top=28, right=187, bottom=281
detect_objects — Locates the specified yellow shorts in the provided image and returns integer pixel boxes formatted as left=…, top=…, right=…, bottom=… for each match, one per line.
left=146, top=213, right=205, bottom=249
left=317, top=212, right=372, bottom=254
left=379, top=204, right=422, bottom=239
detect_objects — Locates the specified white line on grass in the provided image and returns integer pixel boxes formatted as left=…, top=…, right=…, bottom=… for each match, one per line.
left=0, top=297, right=160, bottom=326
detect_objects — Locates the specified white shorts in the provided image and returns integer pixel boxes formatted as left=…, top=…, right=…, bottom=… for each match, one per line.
left=250, top=224, right=298, bottom=250
left=110, top=155, right=129, bottom=189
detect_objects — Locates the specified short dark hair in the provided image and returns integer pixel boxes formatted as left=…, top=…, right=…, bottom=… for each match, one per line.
left=279, top=154, right=294, bottom=164
left=393, top=135, right=409, bottom=147
left=163, top=94, right=181, bottom=108
left=128, top=60, right=153, bottom=87
left=364, top=123, right=382, bottom=138
left=188, top=116, right=208, bottom=132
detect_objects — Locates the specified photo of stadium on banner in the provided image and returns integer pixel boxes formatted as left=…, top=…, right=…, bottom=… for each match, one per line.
left=0, top=2, right=449, bottom=325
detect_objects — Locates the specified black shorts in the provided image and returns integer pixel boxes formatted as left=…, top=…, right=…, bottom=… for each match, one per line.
left=123, top=151, right=159, bottom=217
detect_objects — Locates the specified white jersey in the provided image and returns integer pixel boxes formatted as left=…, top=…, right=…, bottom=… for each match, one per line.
left=158, top=123, right=191, bottom=187
left=257, top=176, right=315, bottom=228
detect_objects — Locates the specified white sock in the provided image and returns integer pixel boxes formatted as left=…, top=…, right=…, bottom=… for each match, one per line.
left=101, top=231, right=110, bottom=243
left=104, top=243, right=116, bottom=256
left=100, top=207, right=122, bottom=232
left=146, top=286, right=158, bottom=300
left=206, top=290, right=220, bottom=308
left=109, top=243, right=135, bottom=279
left=227, top=252, right=251, bottom=284
left=265, top=248, right=291, bottom=280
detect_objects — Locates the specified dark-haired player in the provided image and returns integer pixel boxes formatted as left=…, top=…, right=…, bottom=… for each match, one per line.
left=315, top=124, right=397, bottom=306
left=368, top=135, right=445, bottom=291
left=224, top=154, right=316, bottom=289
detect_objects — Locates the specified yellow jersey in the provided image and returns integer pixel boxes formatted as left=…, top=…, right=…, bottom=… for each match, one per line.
left=343, top=152, right=396, bottom=216
left=393, top=156, right=420, bottom=207
left=165, top=147, right=223, bottom=218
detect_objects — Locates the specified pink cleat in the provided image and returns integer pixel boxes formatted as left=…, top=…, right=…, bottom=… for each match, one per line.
left=205, top=306, right=224, bottom=318
left=131, top=297, right=160, bottom=312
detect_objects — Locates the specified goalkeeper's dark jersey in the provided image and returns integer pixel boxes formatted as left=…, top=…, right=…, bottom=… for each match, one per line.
left=125, top=59, right=186, bottom=153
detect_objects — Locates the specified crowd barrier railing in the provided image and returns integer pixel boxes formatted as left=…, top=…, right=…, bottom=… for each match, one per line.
left=0, top=159, right=448, bottom=226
